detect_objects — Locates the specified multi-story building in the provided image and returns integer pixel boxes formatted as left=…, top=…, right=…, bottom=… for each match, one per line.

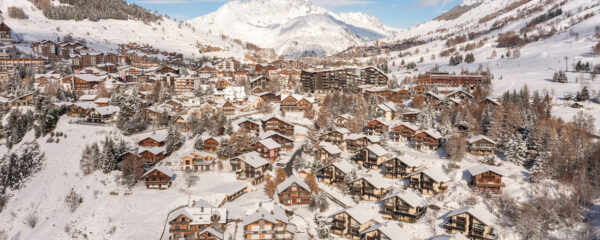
left=380, top=190, right=427, bottom=222
left=243, top=202, right=296, bottom=240
left=276, top=175, right=311, bottom=206
left=168, top=200, right=227, bottom=240
left=360, top=67, right=388, bottom=86
left=443, top=206, right=498, bottom=240
left=300, top=68, right=358, bottom=93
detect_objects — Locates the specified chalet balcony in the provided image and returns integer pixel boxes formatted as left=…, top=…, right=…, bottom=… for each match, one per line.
left=474, top=182, right=506, bottom=188
left=350, top=186, right=362, bottom=195
left=422, top=181, right=434, bottom=189
left=169, top=228, right=188, bottom=233
left=331, top=220, right=345, bottom=230
left=444, top=222, right=466, bottom=231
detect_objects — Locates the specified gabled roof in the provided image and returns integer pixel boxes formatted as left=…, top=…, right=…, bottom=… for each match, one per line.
left=332, top=202, right=378, bottom=225
left=79, top=94, right=98, bottom=101
left=366, top=144, right=389, bottom=156
left=445, top=205, right=496, bottom=226
left=356, top=175, right=391, bottom=189
left=199, top=227, right=224, bottom=239
left=141, top=130, right=168, bottom=143
left=392, top=121, right=419, bottom=131
left=259, top=130, right=293, bottom=142
left=467, top=164, right=504, bottom=177
left=318, top=142, right=342, bottom=155
left=138, top=146, right=166, bottom=155
left=331, top=160, right=354, bottom=174
left=142, top=165, right=174, bottom=178
left=410, top=168, right=450, bottom=183
left=73, top=102, right=97, bottom=110
left=467, top=135, right=496, bottom=145
left=258, top=138, right=281, bottom=150
left=233, top=151, right=268, bottom=168
left=327, top=128, right=349, bottom=135
left=243, top=202, right=289, bottom=226
left=414, top=129, right=442, bottom=139
left=276, top=175, right=311, bottom=194
left=386, top=155, right=422, bottom=168
left=360, top=222, right=410, bottom=240
left=381, top=190, right=427, bottom=208
left=347, top=133, right=367, bottom=140
left=93, top=106, right=120, bottom=115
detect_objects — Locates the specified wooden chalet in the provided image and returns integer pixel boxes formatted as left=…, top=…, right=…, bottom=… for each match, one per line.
left=334, top=114, right=351, bottom=127
left=182, top=152, right=217, bottom=172
left=467, top=165, right=505, bottom=194
left=0, top=23, right=13, bottom=43
left=220, top=100, right=236, bottom=115
left=321, top=128, right=349, bottom=149
left=381, top=156, right=422, bottom=179
left=259, top=131, right=294, bottom=151
left=138, top=147, right=166, bottom=164
left=280, top=94, right=313, bottom=112
left=249, top=75, right=271, bottom=90
left=346, top=134, right=370, bottom=152
left=408, top=168, right=450, bottom=195
left=317, top=161, right=354, bottom=186
left=349, top=176, right=391, bottom=201
left=236, top=118, right=261, bottom=133
left=315, top=143, right=342, bottom=163
left=138, top=131, right=168, bottom=147
left=87, top=106, right=120, bottom=123
left=230, top=152, right=270, bottom=185
left=168, top=203, right=227, bottom=240
left=202, top=137, right=221, bottom=154
left=69, top=102, right=96, bottom=117
left=365, top=119, right=390, bottom=136
left=401, top=110, right=420, bottom=123
left=258, top=92, right=280, bottom=102
left=243, top=203, right=295, bottom=240
left=467, top=135, right=496, bottom=156
left=142, top=166, right=174, bottom=189
left=479, top=98, right=500, bottom=108
left=418, top=74, right=483, bottom=89
left=353, top=144, right=390, bottom=169
left=446, top=90, right=474, bottom=101
left=330, top=203, right=379, bottom=240
left=443, top=206, right=498, bottom=240
left=390, top=122, right=419, bottom=142
left=254, top=138, right=281, bottom=162
left=261, top=115, right=294, bottom=136
left=380, top=190, right=427, bottom=223
left=413, top=130, right=442, bottom=150
left=9, top=93, right=36, bottom=107
left=412, top=85, right=428, bottom=95
left=360, top=222, right=410, bottom=240
left=276, top=175, right=311, bottom=206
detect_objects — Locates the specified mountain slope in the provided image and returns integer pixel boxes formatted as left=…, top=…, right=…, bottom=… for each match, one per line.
left=188, top=0, right=395, bottom=57
left=0, top=0, right=247, bottom=58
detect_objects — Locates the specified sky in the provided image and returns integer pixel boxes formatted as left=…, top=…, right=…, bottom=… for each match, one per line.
left=125, top=0, right=462, bottom=28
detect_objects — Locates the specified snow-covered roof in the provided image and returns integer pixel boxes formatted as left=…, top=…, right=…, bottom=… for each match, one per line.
left=169, top=207, right=227, bottom=226
left=381, top=190, right=427, bottom=208
left=93, top=106, right=120, bottom=115
left=445, top=205, right=496, bottom=226
left=94, top=97, right=110, bottom=103
left=388, top=155, right=422, bottom=168
left=366, top=135, right=381, bottom=143
left=347, top=133, right=367, bottom=140
left=328, top=128, right=349, bottom=135
left=319, top=142, right=342, bottom=155
left=467, top=135, right=496, bottom=145
left=138, top=146, right=166, bottom=155
left=249, top=75, right=266, bottom=83
left=425, top=91, right=445, bottom=100
left=415, top=129, right=442, bottom=139
left=243, top=202, right=288, bottom=226
left=429, top=233, right=469, bottom=240
left=233, top=151, right=268, bottom=168
left=359, top=175, right=391, bottom=189
left=467, top=164, right=504, bottom=177
left=259, top=131, right=293, bottom=142
left=199, top=227, right=224, bottom=239
left=142, top=165, right=174, bottom=178
left=79, top=94, right=97, bottom=101
left=393, top=121, right=419, bottom=131
left=366, top=144, right=388, bottom=156
left=74, top=102, right=97, bottom=110
left=421, top=168, right=451, bottom=183
left=331, top=160, right=354, bottom=174
left=258, top=138, right=281, bottom=150
left=141, top=130, right=168, bottom=143
left=360, top=222, right=410, bottom=240
left=276, top=175, right=311, bottom=194
left=75, top=74, right=105, bottom=82
left=334, top=202, right=378, bottom=225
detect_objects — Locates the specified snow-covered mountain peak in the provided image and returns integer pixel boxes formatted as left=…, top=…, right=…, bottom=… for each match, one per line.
left=188, top=0, right=397, bottom=57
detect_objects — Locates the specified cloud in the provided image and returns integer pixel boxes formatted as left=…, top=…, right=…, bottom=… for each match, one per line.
left=411, top=0, right=454, bottom=7
left=310, top=0, right=375, bottom=7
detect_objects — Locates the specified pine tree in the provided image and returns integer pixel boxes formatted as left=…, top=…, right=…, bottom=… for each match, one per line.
left=166, top=124, right=182, bottom=155
left=314, top=214, right=331, bottom=239
left=100, top=137, right=117, bottom=172
left=505, top=133, right=527, bottom=165
left=464, top=53, right=475, bottom=63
